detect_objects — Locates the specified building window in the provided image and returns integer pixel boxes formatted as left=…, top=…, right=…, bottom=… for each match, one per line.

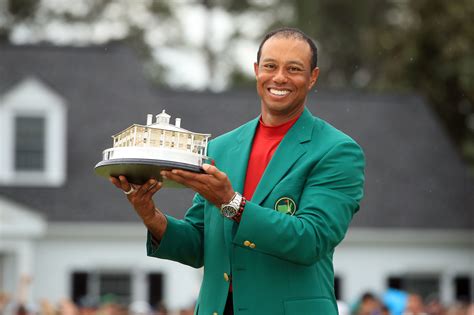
left=387, top=274, right=440, bottom=300
left=454, top=275, right=472, bottom=302
left=14, top=116, right=46, bottom=171
left=0, top=77, right=67, bottom=186
left=100, top=273, right=131, bottom=304
left=334, top=276, right=341, bottom=300
left=71, top=271, right=165, bottom=307
left=71, top=272, right=88, bottom=305
left=148, top=273, right=164, bottom=307
left=71, top=271, right=131, bottom=306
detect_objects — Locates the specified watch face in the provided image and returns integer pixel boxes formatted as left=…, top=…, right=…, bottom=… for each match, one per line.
left=222, top=205, right=238, bottom=218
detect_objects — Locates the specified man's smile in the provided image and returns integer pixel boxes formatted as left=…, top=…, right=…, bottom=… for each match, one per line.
left=268, top=88, right=291, bottom=96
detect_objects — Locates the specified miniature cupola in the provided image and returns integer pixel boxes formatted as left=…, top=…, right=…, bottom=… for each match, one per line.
left=156, top=110, right=171, bottom=125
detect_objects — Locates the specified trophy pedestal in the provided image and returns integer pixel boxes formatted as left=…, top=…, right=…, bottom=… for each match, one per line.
left=94, top=158, right=204, bottom=187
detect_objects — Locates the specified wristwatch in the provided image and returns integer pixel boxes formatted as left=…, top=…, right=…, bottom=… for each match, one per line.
left=220, top=192, right=243, bottom=219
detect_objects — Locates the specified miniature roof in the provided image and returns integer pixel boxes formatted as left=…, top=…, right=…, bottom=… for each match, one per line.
left=111, top=114, right=211, bottom=137
left=0, top=43, right=472, bottom=230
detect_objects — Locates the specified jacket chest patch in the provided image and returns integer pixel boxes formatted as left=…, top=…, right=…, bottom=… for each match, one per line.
left=274, top=197, right=297, bottom=215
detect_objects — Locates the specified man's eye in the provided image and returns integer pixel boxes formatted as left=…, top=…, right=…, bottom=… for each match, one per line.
left=263, top=64, right=276, bottom=69
left=289, top=66, right=302, bottom=72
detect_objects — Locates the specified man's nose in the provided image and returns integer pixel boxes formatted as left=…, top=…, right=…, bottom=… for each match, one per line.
left=272, top=68, right=288, bottom=84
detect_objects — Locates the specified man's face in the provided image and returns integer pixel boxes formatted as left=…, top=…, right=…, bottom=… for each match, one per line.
left=254, top=36, right=319, bottom=123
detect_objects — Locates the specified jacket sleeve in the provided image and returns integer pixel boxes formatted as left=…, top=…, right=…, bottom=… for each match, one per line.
left=232, top=140, right=365, bottom=266
left=147, top=193, right=206, bottom=268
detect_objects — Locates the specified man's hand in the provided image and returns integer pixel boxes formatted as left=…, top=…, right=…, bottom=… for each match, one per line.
left=109, top=176, right=167, bottom=239
left=161, top=163, right=235, bottom=207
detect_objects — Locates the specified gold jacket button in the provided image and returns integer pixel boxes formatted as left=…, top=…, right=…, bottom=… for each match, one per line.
left=249, top=243, right=256, bottom=249
left=223, top=272, right=230, bottom=282
left=243, top=240, right=251, bottom=247
left=213, top=312, right=218, bottom=315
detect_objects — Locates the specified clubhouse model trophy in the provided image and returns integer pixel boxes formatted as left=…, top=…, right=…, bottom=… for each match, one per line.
left=95, top=110, right=211, bottom=187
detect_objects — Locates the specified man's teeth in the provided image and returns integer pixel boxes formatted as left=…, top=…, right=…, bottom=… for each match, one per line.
left=269, top=89, right=290, bottom=96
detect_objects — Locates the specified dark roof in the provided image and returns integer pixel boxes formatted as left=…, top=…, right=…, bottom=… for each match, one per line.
left=0, top=44, right=472, bottom=229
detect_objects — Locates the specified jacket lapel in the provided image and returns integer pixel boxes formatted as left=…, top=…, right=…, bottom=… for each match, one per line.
left=223, top=117, right=259, bottom=251
left=251, top=108, right=314, bottom=205
left=225, top=117, right=259, bottom=193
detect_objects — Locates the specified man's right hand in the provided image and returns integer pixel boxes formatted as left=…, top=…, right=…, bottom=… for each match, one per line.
left=109, top=175, right=167, bottom=239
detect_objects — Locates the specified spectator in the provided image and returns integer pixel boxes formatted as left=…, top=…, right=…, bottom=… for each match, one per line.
left=0, top=293, right=11, bottom=315
left=404, top=293, right=426, bottom=315
left=354, top=292, right=383, bottom=315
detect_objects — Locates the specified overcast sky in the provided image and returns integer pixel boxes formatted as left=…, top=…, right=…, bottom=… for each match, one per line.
left=6, top=0, right=272, bottom=91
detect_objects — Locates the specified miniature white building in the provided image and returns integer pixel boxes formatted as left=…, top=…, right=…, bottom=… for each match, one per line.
left=101, top=110, right=211, bottom=167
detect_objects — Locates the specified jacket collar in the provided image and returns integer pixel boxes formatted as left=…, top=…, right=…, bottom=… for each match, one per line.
left=250, top=107, right=314, bottom=205
left=229, top=107, right=315, bottom=204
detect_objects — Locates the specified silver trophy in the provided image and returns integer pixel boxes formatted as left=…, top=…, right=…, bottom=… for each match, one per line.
left=95, top=110, right=211, bottom=187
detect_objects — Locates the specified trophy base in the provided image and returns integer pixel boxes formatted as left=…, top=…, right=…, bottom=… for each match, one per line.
left=94, top=158, right=204, bottom=187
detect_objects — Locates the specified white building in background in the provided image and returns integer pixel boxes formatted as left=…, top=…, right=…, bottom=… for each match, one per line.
left=0, top=44, right=472, bottom=313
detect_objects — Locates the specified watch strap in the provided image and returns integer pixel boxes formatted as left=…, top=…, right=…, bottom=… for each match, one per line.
left=231, top=196, right=246, bottom=223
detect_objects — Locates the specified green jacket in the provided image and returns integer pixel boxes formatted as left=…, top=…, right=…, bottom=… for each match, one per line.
left=147, top=107, right=365, bottom=315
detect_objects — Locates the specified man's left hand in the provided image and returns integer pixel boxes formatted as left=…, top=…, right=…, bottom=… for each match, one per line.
left=161, top=164, right=235, bottom=208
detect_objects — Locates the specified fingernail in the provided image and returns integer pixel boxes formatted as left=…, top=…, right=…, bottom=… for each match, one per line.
left=150, top=179, right=156, bottom=185
left=171, top=170, right=178, bottom=174
left=202, top=164, right=210, bottom=170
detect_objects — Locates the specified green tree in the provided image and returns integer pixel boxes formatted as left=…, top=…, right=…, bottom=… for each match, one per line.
left=272, top=0, right=473, bottom=165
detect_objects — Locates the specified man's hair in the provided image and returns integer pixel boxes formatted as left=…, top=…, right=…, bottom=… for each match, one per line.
left=256, top=27, right=318, bottom=71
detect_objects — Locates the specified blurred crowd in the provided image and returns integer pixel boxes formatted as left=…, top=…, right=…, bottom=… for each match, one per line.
left=1, top=289, right=472, bottom=315
left=345, top=291, right=473, bottom=315
left=0, top=291, right=194, bottom=315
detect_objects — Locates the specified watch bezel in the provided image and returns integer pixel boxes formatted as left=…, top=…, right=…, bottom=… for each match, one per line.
left=220, top=192, right=242, bottom=218
left=221, top=205, right=239, bottom=218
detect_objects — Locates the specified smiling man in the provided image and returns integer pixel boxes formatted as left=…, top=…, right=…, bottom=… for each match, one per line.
left=111, top=27, right=365, bottom=315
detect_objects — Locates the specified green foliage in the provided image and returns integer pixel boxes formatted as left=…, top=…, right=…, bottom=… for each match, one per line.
left=375, top=0, right=473, bottom=151
left=7, top=0, right=37, bottom=19
left=279, top=0, right=473, bottom=161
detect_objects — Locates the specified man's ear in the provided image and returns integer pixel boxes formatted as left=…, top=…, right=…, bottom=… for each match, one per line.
left=254, top=62, right=259, bottom=78
left=309, top=67, right=320, bottom=89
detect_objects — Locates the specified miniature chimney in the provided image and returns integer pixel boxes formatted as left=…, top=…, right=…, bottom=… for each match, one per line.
left=175, top=118, right=181, bottom=128
left=146, top=114, right=153, bottom=125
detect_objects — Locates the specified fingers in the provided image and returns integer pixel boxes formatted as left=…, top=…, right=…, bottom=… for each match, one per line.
left=109, top=175, right=133, bottom=192
left=135, top=178, right=161, bottom=198
left=162, top=165, right=227, bottom=184
left=202, top=163, right=228, bottom=181
left=144, top=180, right=162, bottom=198
left=109, top=176, right=121, bottom=189
left=109, top=176, right=162, bottom=197
left=162, top=170, right=201, bottom=189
